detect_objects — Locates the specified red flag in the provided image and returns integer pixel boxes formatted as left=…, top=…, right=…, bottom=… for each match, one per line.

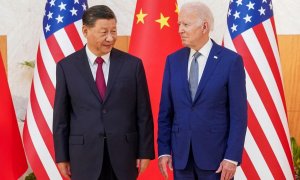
left=0, top=51, right=28, bottom=179
left=22, top=0, right=88, bottom=179
left=129, top=0, right=181, bottom=179
left=224, top=0, right=294, bottom=179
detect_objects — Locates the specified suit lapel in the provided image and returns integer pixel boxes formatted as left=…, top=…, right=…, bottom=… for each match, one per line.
left=193, top=41, right=222, bottom=102
left=74, top=47, right=102, bottom=102
left=103, top=48, right=124, bottom=103
left=178, top=48, right=192, bottom=102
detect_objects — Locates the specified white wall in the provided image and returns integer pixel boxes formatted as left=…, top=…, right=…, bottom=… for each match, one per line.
left=0, top=0, right=299, bottom=121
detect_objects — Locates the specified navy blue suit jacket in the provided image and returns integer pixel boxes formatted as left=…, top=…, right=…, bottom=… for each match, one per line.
left=158, top=41, right=247, bottom=170
left=53, top=47, right=154, bottom=180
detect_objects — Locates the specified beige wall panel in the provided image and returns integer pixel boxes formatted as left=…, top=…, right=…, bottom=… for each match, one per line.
left=287, top=112, right=300, bottom=143
left=278, top=35, right=300, bottom=144
left=115, top=36, right=130, bottom=52
left=0, top=35, right=7, bottom=72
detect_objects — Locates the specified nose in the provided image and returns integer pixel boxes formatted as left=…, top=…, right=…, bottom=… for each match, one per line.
left=178, top=24, right=184, bottom=34
left=105, top=32, right=114, bottom=42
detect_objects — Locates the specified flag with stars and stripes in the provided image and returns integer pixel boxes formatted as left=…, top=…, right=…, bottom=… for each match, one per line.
left=129, top=0, right=181, bottom=179
left=23, top=0, right=87, bottom=179
left=224, top=0, right=295, bottom=179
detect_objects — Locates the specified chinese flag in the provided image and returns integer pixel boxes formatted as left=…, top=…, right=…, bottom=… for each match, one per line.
left=0, top=52, right=28, bottom=179
left=129, top=0, right=181, bottom=179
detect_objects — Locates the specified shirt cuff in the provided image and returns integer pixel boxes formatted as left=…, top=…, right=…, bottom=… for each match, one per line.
left=224, top=159, right=238, bottom=165
left=158, top=154, right=171, bottom=159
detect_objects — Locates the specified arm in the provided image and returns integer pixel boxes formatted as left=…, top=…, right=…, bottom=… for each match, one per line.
left=157, top=57, right=174, bottom=179
left=158, top=56, right=174, bottom=156
left=135, top=59, right=155, bottom=174
left=53, top=62, right=71, bottom=163
left=225, top=55, right=248, bottom=162
left=217, top=55, right=247, bottom=180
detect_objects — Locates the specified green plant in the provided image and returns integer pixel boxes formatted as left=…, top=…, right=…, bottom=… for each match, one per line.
left=291, top=137, right=300, bottom=179
left=20, top=60, right=35, bottom=68
left=25, top=172, right=36, bottom=180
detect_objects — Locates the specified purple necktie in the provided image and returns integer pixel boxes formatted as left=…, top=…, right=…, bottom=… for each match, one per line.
left=95, top=57, right=106, bottom=100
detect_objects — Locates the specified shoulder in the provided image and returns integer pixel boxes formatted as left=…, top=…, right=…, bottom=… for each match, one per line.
left=210, top=42, right=242, bottom=66
left=167, top=47, right=189, bottom=59
left=221, top=47, right=241, bottom=59
left=111, top=48, right=142, bottom=64
left=212, top=41, right=241, bottom=60
left=57, top=47, right=86, bottom=66
left=110, top=48, right=143, bottom=67
left=110, top=48, right=146, bottom=74
left=163, top=47, right=190, bottom=65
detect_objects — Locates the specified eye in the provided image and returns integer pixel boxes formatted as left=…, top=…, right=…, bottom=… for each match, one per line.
left=178, top=22, right=189, bottom=27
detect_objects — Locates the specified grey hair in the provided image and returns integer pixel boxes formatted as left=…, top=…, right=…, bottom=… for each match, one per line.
left=181, top=2, right=214, bottom=31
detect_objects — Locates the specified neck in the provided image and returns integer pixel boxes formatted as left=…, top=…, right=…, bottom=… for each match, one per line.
left=193, top=37, right=209, bottom=51
left=86, top=44, right=107, bottom=57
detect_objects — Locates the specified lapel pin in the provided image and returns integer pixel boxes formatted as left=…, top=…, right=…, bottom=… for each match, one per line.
left=213, top=56, right=218, bottom=59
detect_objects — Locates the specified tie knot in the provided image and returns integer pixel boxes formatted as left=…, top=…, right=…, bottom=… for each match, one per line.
left=193, top=51, right=201, bottom=60
left=95, top=57, right=104, bottom=65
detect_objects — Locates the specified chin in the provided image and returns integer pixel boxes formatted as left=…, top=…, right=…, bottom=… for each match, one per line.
left=182, top=43, right=188, bottom=47
left=103, top=47, right=113, bottom=53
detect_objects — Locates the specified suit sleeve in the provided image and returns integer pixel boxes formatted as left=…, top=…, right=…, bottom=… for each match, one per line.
left=53, top=62, right=71, bottom=163
left=224, top=55, right=248, bottom=163
left=157, top=56, right=174, bottom=156
left=135, top=59, right=155, bottom=159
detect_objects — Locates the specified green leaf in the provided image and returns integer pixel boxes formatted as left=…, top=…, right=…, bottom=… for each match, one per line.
left=291, top=137, right=300, bottom=177
left=20, top=60, right=35, bottom=68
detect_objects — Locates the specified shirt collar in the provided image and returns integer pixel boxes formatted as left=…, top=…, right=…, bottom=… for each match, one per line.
left=85, top=45, right=111, bottom=65
left=190, top=39, right=213, bottom=58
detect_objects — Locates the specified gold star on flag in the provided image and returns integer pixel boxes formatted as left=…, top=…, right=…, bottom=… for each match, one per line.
left=175, top=3, right=179, bottom=14
left=155, top=13, right=170, bottom=29
left=136, top=8, right=148, bottom=24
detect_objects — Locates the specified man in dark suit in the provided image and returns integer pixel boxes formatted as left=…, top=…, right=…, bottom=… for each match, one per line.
left=53, top=5, right=154, bottom=180
left=158, top=2, right=247, bottom=180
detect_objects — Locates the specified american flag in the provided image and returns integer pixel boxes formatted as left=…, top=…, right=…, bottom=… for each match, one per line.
left=223, top=0, right=295, bottom=179
left=23, top=0, right=87, bottom=179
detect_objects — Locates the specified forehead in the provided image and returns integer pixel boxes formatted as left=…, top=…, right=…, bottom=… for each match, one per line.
left=178, top=8, right=199, bottom=22
left=93, top=18, right=117, bottom=28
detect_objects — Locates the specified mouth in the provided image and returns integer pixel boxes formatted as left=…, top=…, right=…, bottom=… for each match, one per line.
left=103, top=44, right=113, bottom=48
left=181, top=38, right=187, bottom=42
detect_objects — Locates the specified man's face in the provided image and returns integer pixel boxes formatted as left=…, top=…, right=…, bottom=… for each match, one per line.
left=178, top=9, right=207, bottom=50
left=83, top=18, right=117, bottom=56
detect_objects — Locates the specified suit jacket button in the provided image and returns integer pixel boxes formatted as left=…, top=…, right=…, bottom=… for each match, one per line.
left=102, top=109, right=107, bottom=114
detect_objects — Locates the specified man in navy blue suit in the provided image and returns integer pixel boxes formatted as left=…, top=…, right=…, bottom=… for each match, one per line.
left=158, top=2, right=247, bottom=180
left=53, top=5, right=154, bottom=180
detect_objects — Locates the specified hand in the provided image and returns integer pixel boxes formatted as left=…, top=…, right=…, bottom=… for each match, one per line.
left=158, top=156, right=173, bottom=179
left=216, top=160, right=237, bottom=180
left=57, top=162, right=71, bottom=180
left=136, top=159, right=151, bottom=175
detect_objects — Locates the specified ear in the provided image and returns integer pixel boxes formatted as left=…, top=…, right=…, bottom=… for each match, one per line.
left=202, top=22, right=209, bottom=33
left=82, top=25, right=88, bottom=37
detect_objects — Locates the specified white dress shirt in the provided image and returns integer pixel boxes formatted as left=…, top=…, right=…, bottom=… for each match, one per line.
left=85, top=45, right=110, bottom=84
left=187, top=39, right=212, bottom=83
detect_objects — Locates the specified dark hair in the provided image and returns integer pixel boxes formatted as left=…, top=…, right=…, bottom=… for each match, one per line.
left=82, top=5, right=116, bottom=27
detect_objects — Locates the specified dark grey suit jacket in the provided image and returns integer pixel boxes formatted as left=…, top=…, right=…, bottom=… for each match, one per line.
left=53, top=47, right=154, bottom=180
